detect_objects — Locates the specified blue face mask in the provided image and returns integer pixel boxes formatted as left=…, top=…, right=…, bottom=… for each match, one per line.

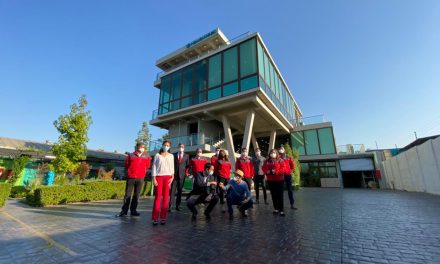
left=163, top=146, right=170, bottom=152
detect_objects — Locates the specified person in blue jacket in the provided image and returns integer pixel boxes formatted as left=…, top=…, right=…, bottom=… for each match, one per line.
left=219, top=169, right=253, bottom=219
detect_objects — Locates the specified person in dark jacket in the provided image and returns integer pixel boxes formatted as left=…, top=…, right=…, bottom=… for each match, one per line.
left=187, top=163, right=219, bottom=220
left=169, top=143, right=190, bottom=212
left=219, top=169, right=253, bottom=219
left=118, top=142, right=151, bottom=217
left=252, top=148, right=268, bottom=204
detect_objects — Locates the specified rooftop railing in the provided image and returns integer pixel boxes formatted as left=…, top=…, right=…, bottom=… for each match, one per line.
left=337, top=144, right=366, bottom=154
left=148, top=133, right=224, bottom=152
left=292, top=114, right=326, bottom=126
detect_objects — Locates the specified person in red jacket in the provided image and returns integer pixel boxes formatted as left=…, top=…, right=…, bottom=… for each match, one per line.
left=216, top=149, right=231, bottom=212
left=236, top=148, right=254, bottom=191
left=118, top=142, right=151, bottom=217
left=279, top=145, right=297, bottom=210
left=262, top=149, right=286, bottom=216
left=211, top=146, right=221, bottom=173
left=190, top=148, right=207, bottom=175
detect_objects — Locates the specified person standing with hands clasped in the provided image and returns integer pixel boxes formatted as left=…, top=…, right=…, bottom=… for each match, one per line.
left=169, top=143, right=190, bottom=212
left=279, top=145, right=297, bottom=210
left=118, top=142, right=151, bottom=217
left=151, top=141, right=174, bottom=225
left=236, top=148, right=254, bottom=191
left=216, top=149, right=231, bottom=213
left=252, top=148, right=268, bottom=204
left=263, top=149, right=286, bottom=216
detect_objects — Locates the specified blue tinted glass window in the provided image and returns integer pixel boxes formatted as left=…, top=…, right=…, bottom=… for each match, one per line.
left=195, top=60, right=207, bottom=92
left=171, top=72, right=181, bottom=100
left=181, top=96, right=192, bottom=108
left=208, top=54, right=221, bottom=88
left=240, top=76, right=258, bottom=91
left=223, top=82, right=238, bottom=96
left=304, top=130, right=320, bottom=155
left=240, top=39, right=257, bottom=77
left=182, top=66, right=193, bottom=97
left=318, top=128, right=336, bottom=154
left=208, top=87, right=221, bottom=101
left=223, top=47, right=238, bottom=83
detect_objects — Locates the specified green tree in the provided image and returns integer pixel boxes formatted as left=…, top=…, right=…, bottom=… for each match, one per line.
left=136, top=122, right=151, bottom=149
left=283, top=143, right=301, bottom=187
left=10, top=156, right=30, bottom=185
left=52, top=95, right=92, bottom=175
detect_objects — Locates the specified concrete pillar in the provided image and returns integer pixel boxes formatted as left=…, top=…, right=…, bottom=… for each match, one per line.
left=241, top=110, right=255, bottom=152
left=222, top=115, right=236, bottom=171
left=197, top=119, right=204, bottom=145
left=251, top=134, right=259, bottom=150
left=268, top=130, right=277, bottom=153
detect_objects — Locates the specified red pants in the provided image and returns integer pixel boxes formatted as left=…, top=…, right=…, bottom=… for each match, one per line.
left=152, top=176, right=172, bottom=221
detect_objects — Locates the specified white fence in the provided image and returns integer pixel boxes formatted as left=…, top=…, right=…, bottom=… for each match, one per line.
left=382, top=137, right=440, bottom=195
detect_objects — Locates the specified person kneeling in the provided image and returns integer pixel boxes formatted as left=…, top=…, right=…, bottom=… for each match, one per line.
left=219, top=169, right=254, bottom=219
left=187, top=163, right=219, bottom=220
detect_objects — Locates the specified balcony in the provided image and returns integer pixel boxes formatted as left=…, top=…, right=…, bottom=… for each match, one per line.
left=148, top=133, right=224, bottom=153
left=337, top=144, right=366, bottom=154
left=293, top=114, right=326, bottom=127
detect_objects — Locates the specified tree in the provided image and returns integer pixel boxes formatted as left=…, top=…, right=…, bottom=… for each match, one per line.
left=52, top=95, right=92, bottom=175
left=283, top=143, right=301, bottom=188
left=135, top=122, right=151, bottom=150
left=10, top=156, right=30, bottom=185
left=162, top=133, right=170, bottom=142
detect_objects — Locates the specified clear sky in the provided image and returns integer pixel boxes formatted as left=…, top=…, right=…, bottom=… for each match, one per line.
left=1, top=0, right=439, bottom=153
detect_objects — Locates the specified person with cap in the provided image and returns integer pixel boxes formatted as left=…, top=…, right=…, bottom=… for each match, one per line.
left=169, top=143, right=190, bottom=212
left=219, top=169, right=253, bottom=219
left=216, top=149, right=231, bottom=212
left=186, top=163, right=219, bottom=220
left=263, top=149, right=287, bottom=216
left=279, top=145, right=297, bottom=210
left=252, top=148, right=268, bottom=204
left=236, top=148, right=254, bottom=191
left=118, top=142, right=151, bottom=217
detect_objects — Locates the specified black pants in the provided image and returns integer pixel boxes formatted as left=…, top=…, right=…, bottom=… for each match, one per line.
left=244, top=178, right=253, bottom=192
left=226, top=196, right=253, bottom=214
left=217, top=177, right=228, bottom=204
left=187, top=194, right=219, bottom=215
left=267, top=181, right=284, bottom=212
left=121, top=178, right=144, bottom=214
left=254, top=174, right=267, bottom=202
left=169, top=174, right=185, bottom=208
left=284, top=175, right=294, bottom=205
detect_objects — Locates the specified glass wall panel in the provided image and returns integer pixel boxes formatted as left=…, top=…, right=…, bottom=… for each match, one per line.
left=223, top=47, right=238, bottom=83
left=170, top=100, right=180, bottom=111
left=160, top=76, right=171, bottom=104
left=264, top=53, right=270, bottom=88
left=257, top=42, right=265, bottom=79
left=208, top=54, right=221, bottom=88
left=171, top=72, right=181, bottom=100
left=318, top=128, right=336, bottom=154
left=182, top=67, right=193, bottom=97
left=291, top=131, right=305, bottom=155
left=240, top=75, right=258, bottom=91
left=208, top=87, right=221, bottom=101
left=223, top=82, right=238, bottom=97
left=181, top=96, right=192, bottom=108
left=304, top=130, right=320, bottom=155
left=195, top=60, right=207, bottom=92
left=240, top=39, right=257, bottom=77
left=193, top=91, right=206, bottom=104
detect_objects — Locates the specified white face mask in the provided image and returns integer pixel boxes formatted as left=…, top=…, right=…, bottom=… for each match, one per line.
left=256, top=151, right=261, bottom=156
left=138, top=148, right=145, bottom=153
left=216, top=150, right=220, bottom=155
left=279, top=149, right=285, bottom=154
left=208, top=170, right=214, bottom=176
left=197, top=152, right=202, bottom=156
left=179, top=148, right=184, bottom=153
left=163, top=146, right=170, bottom=152
left=242, top=152, right=247, bottom=157
left=270, top=153, right=277, bottom=158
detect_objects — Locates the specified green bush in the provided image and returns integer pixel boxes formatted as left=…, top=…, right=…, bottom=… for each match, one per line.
left=0, top=183, right=12, bottom=208
left=10, top=186, right=30, bottom=198
left=28, top=181, right=127, bottom=207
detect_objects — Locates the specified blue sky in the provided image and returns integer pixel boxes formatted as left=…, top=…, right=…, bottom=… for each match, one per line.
left=1, top=0, right=439, bottom=153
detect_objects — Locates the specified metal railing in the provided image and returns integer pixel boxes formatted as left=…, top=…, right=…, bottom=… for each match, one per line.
left=148, top=133, right=225, bottom=152
left=292, top=114, right=326, bottom=126
left=155, top=32, right=252, bottom=81
left=337, top=144, right=366, bottom=154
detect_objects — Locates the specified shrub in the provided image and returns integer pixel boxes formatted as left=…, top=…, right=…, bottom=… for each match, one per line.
left=28, top=181, right=126, bottom=206
left=10, top=156, right=30, bottom=185
left=0, top=183, right=12, bottom=208
left=10, top=186, right=30, bottom=198
left=73, top=162, right=90, bottom=180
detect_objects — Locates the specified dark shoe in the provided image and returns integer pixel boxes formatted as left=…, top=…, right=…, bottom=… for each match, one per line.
left=118, top=211, right=127, bottom=217
left=255, top=199, right=259, bottom=204
left=290, top=205, right=298, bottom=210
left=204, top=211, right=211, bottom=220
left=168, top=208, right=172, bottom=212
left=152, top=220, right=159, bottom=225
left=191, top=214, right=197, bottom=221
left=264, top=200, right=269, bottom=205
left=273, top=210, right=279, bottom=214
left=280, top=211, right=285, bottom=217
left=229, top=213, right=233, bottom=220
left=175, top=206, right=181, bottom=211
left=160, top=220, right=166, bottom=225
left=241, top=210, right=248, bottom=217
left=130, top=211, right=140, bottom=217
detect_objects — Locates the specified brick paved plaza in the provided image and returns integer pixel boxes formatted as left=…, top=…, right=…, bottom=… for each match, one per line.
left=0, top=188, right=439, bottom=264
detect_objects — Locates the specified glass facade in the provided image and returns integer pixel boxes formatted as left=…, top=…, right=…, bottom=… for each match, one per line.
left=291, top=127, right=336, bottom=156
left=300, top=161, right=338, bottom=187
left=256, top=41, right=295, bottom=123
left=158, top=38, right=259, bottom=115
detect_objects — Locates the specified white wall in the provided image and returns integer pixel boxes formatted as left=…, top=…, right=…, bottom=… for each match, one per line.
left=382, top=137, right=440, bottom=195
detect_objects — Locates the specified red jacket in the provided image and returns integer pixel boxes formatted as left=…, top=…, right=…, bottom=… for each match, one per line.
left=262, top=158, right=285, bottom=181
left=190, top=157, right=207, bottom=174
left=211, top=155, right=219, bottom=174
left=280, top=155, right=295, bottom=175
left=217, top=159, right=231, bottom=179
left=125, top=152, right=151, bottom=179
left=236, top=157, right=254, bottom=179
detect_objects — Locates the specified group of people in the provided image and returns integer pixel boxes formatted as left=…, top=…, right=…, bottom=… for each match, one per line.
left=118, top=141, right=297, bottom=225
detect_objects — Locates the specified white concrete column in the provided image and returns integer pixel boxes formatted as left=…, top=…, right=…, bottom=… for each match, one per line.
left=251, top=134, right=259, bottom=150
left=198, top=119, right=204, bottom=145
left=268, top=130, right=277, bottom=153
left=241, top=110, right=255, bottom=152
left=222, top=115, right=236, bottom=171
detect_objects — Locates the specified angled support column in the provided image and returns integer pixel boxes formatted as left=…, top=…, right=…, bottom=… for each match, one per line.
left=251, top=134, right=259, bottom=150
left=241, top=110, right=255, bottom=152
left=222, top=115, right=236, bottom=171
left=268, top=130, right=277, bottom=154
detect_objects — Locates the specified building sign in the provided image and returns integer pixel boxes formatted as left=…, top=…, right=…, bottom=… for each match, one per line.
left=185, top=29, right=217, bottom=49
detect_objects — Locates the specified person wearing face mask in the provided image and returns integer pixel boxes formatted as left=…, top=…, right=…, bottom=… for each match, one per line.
left=219, top=169, right=253, bottom=219
left=278, top=145, right=297, bottom=210
left=190, top=148, right=208, bottom=176
left=211, top=146, right=221, bottom=174
left=236, top=148, right=254, bottom=191
left=262, top=149, right=287, bottom=216
left=168, top=143, right=190, bottom=212
left=186, top=163, right=219, bottom=220
left=118, top=142, right=151, bottom=217
left=252, top=148, right=268, bottom=204
left=151, top=140, right=174, bottom=225
left=216, top=149, right=232, bottom=212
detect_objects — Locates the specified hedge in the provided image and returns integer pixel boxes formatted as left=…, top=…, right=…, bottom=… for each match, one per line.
left=10, top=186, right=30, bottom=198
left=27, top=181, right=126, bottom=206
left=0, top=183, right=12, bottom=208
